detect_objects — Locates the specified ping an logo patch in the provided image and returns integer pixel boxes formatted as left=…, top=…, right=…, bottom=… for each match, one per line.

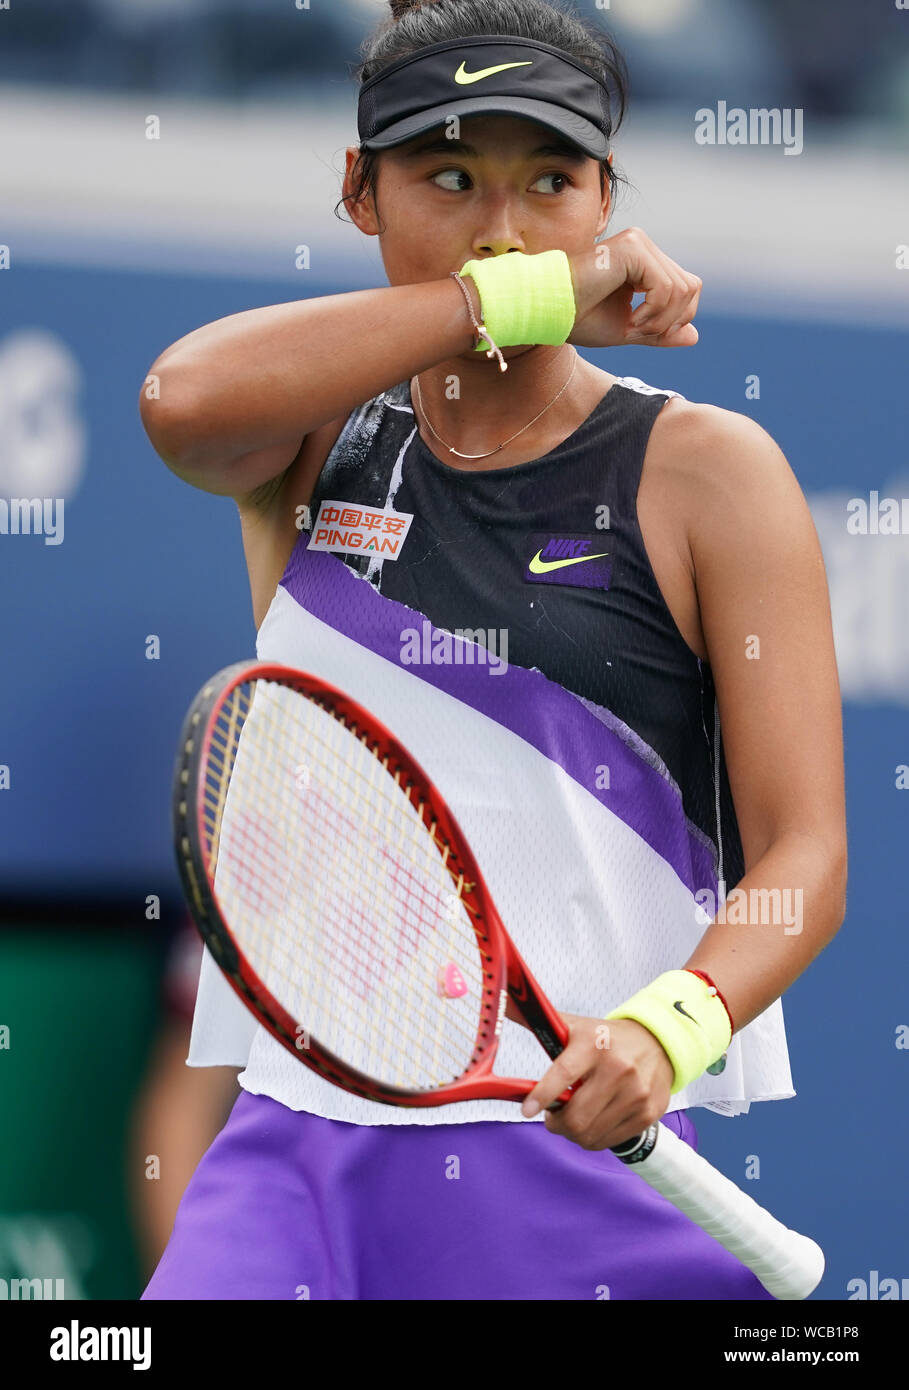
left=308, top=500, right=413, bottom=559
left=524, top=533, right=612, bottom=590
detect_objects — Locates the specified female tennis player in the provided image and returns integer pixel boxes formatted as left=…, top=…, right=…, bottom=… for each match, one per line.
left=139, top=0, right=846, bottom=1300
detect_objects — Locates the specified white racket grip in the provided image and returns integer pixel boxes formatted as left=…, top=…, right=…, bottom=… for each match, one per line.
left=628, top=1124, right=825, bottom=1300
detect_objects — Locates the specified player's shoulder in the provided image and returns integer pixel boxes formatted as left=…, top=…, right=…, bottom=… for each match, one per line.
left=653, top=393, right=782, bottom=459
left=647, top=393, right=795, bottom=504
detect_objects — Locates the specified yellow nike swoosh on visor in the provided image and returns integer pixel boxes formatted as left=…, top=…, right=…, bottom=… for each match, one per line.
left=454, top=60, right=534, bottom=85
left=528, top=550, right=610, bottom=574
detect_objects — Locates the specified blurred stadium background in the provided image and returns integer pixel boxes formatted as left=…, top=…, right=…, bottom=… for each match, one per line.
left=0, top=0, right=906, bottom=1300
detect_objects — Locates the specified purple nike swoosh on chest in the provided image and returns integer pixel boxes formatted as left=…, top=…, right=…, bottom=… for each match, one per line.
left=524, top=532, right=613, bottom=589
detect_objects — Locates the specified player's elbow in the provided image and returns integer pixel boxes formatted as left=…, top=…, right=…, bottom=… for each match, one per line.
left=138, top=360, right=205, bottom=477
left=829, top=838, right=848, bottom=930
left=813, top=832, right=848, bottom=937
left=774, top=826, right=847, bottom=942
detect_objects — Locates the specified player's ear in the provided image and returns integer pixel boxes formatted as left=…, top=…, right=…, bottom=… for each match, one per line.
left=343, top=146, right=381, bottom=238
left=595, top=154, right=613, bottom=241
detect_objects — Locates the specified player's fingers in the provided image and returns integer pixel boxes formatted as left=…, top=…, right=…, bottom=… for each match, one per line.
left=626, top=238, right=700, bottom=333
left=542, top=1061, right=640, bottom=1138
left=603, top=228, right=678, bottom=328
left=520, top=1048, right=589, bottom=1117
left=631, top=265, right=702, bottom=339
left=546, top=1091, right=663, bottom=1151
left=627, top=321, right=699, bottom=349
left=683, top=270, right=703, bottom=322
left=650, top=321, right=700, bottom=347
left=542, top=1079, right=612, bottom=1136
left=651, top=276, right=703, bottom=345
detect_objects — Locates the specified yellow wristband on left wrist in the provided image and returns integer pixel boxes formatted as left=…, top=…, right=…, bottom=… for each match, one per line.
left=604, top=970, right=732, bottom=1095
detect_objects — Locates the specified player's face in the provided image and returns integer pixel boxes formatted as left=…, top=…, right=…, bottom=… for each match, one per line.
left=344, top=113, right=611, bottom=296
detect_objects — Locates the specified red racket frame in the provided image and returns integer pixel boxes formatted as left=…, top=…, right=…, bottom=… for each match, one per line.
left=173, top=661, right=572, bottom=1107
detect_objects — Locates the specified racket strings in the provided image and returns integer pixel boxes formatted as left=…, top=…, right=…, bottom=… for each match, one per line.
left=251, top=693, right=487, bottom=1083
left=288, top=764, right=478, bottom=1078
left=207, top=691, right=478, bottom=914
left=215, top=760, right=480, bottom=1081
left=279, top=706, right=488, bottom=1078
left=217, top=696, right=485, bottom=1060
left=205, top=686, right=252, bottom=882
left=215, top=764, right=481, bottom=1082
left=203, top=679, right=492, bottom=1089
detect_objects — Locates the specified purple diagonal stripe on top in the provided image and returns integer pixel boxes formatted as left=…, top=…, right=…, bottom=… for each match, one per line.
left=280, top=545, right=717, bottom=894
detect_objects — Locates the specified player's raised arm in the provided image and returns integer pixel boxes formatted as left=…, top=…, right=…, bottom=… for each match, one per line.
left=137, top=276, right=481, bottom=498
left=137, top=234, right=698, bottom=501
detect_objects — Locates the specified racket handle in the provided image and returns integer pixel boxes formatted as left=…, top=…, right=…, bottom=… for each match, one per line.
left=613, top=1124, right=824, bottom=1300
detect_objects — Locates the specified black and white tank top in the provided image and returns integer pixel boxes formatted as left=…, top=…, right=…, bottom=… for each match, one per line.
left=188, top=374, right=793, bottom=1123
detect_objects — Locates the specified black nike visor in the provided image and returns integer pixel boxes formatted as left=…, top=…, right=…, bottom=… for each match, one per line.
left=357, top=35, right=613, bottom=162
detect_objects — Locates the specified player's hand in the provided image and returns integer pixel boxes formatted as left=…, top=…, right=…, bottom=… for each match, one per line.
left=567, top=229, right=702, bottom=350
left=521, top=1013, right=675, bottom=1151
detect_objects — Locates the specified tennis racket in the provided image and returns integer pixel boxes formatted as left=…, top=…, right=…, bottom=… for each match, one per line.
left=173, top=659, right=825, bottom=1300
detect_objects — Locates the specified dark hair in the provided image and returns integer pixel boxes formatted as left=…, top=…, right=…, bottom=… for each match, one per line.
left=335, top=0, right=630, bottom=234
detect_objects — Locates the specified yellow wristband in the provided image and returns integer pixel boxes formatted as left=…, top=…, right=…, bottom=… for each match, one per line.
left=458, top=249, right=576, bottom=351
left=604, top=970, right=732, bottom=1095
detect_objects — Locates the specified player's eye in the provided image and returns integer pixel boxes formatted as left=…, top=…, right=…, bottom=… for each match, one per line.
left=430, top=169, right=471, bottom=192
left=531, top=171, right=573, bottom=194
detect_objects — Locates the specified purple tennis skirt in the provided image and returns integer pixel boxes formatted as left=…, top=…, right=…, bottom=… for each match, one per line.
left=142, top=1089, right=774, bottom=1300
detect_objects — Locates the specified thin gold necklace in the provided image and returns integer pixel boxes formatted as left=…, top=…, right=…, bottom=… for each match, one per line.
left=412, top=349, right=579, bottom=461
